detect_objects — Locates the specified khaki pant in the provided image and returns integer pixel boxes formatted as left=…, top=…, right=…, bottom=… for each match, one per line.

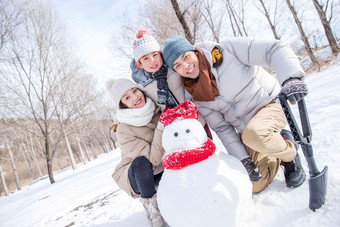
left=241, top=102, right=297, bottom=193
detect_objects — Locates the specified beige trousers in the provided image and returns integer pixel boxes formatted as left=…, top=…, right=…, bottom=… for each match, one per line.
left=241, top=102, right=297, bottom=193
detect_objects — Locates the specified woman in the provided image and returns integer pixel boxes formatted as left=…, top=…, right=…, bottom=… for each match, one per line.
left=106, top=78, right=165, bottom=227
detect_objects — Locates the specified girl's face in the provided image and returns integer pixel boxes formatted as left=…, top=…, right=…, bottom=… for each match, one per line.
left=173, top=51, right=200, bottom=79
left=138, top=51, right=163, bottom=73
left=120, top=88, right=146, bottom=109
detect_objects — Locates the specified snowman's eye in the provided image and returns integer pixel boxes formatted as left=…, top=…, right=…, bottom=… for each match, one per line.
left=174, top=132, right=178, bottom=137
left=186, top=129, right=190, bottom=133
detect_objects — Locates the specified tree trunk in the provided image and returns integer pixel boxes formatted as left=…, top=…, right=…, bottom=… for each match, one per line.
left=30, top=136, right=43, bottom=178
left=226, top=3, right=237, bottom=37
left=109, top=137, right=117, bottom=149
left=311, top=0, right=339, bottom=55
left=285, top=0, right=320, bottom=70
left=76, top=134, right=87, bottom=165
left=22, top=144, right=35, bottom=179
left=4, top=137, right=21, bottom=190
left=0, top=164, right=9, bottom=196
left=90, top=142, right=98, bottom=159
left=44, top=134, right=55, bottom=184
left=258, top=0, right=280, bottom=39
left=226, top=0, right=244, bottom=37
left=64, top=132, right=77, bottom=170
left=106, top=138, right=112, bottom=151
left=201, top=1, right=220, bottom=43
left=170, top=0, right=195, bottom=44
left=49, top=135, right=62, bottom=169
left=82, top=140, right=91, bottom=161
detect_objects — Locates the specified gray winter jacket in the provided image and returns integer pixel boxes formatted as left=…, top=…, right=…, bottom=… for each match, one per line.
left=193, top=37, right=305, bottom=160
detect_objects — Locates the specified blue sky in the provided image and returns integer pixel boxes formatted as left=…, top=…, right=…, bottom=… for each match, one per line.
left=54, top=0, right=139, bottom=87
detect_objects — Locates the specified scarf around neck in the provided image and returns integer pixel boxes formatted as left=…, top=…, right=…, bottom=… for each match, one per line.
left=151, top=64, right=178, bottom=108
left=162, top=138, right=216, bottom=170
left=116, top=97, right=156, bottom=127
left=183, top=48, right=220, bottom=102
left=130, top=59, right=177, bottom=108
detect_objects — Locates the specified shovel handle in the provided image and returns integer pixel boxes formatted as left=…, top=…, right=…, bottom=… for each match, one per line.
left=278, top=95, right=328, bottom=211
left=278, top=95, right=320, bottom=176
left=278, top=95, right=312, bottom=144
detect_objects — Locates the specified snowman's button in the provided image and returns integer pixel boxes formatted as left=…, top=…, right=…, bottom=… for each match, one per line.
left=174, top=132, right=178, bottom=137
left=186, top=129, right=190, bottom=133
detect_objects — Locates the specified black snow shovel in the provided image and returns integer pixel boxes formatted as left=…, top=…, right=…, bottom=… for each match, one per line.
left=278, top=95, right=328, bottom=211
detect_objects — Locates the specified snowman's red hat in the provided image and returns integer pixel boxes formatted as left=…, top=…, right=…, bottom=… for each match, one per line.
left=160, top=100, right=198, bottom=127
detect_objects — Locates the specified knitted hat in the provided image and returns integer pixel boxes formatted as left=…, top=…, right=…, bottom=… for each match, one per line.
left=133, top=28, right=161, bottom=63
left=160, top=100, right=198, bottom=127
left=163, top=35, right=195, bottom=71
left=106, top=78, right=136, bottom=106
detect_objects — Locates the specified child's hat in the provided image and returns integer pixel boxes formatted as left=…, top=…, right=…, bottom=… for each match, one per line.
left=106, top=78, right=137, bottom=106
left=133, top=28, right=161, bottom=63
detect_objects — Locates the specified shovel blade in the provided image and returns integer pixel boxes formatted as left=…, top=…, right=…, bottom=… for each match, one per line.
left=309, top=166, right=328, bottom=211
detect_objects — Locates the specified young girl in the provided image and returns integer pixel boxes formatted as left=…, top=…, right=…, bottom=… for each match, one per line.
left=106, top=78, right=165, bottom=227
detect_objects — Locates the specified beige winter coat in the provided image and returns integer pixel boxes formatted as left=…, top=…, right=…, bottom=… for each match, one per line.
left=112, top=107, right=164, bottom=198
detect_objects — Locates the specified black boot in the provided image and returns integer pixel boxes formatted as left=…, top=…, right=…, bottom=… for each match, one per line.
left=280, top=129, right=306, bottom=188
left=241, top=157, right=262, bottom=181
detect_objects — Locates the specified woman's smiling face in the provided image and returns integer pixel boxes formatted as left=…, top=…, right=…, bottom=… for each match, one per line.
left=120, top=88, right=146, bottom=109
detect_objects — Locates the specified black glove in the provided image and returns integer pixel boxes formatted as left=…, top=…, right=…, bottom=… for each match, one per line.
left=280, top=78, right=308, bottom=104
left=241, top=157, right=262, bottom=181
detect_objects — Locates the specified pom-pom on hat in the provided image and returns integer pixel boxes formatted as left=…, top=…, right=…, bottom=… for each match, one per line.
left=106, top=78, right=137, bottom=106
left=160, top=100, right=198, bottom=127
left=133, top=28, right=161, bottom=64
left=163, top=35, right=195, bottom=71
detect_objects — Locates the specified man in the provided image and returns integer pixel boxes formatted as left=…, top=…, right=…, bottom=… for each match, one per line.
left=162, top=36, right=307, bottom=193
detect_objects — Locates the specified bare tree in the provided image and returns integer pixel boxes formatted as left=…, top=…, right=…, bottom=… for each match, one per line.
left=29, top=133, right=43, bottom=178
left=311, top=0, right=340, bottom=55
left=0, top=0, right=24, bottom=52
left=200, top=0, right=224, bottom=42
left=170, top=0, right=195, bottom=44
left=21, top=143, right=35, bottom=179
left=285, top=0, right=320, bottom=70
left=256, top=0, right=282, bottom=39
left=143, top=1, right=183, bottom=42
left=0, top=164, right=9, bottom=196
left=1, top=0, right=85, bottom=183
left=4, top=136, right=21, bottom=190
left=0, top=0, right=25, bottom=113
left=110, top=0, right=204, bottom=65
left=225, top=0, right=248, bottom=37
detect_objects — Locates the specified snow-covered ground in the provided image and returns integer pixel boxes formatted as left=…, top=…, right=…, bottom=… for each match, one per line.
left=1, top=61, right=340, bottom=227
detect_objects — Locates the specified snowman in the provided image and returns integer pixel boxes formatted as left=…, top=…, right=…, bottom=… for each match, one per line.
left=157, top=100, right=252, bottom=227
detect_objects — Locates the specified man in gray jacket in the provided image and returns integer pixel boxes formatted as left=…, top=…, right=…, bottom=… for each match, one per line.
left=162, top=35, right=307, bottom=193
